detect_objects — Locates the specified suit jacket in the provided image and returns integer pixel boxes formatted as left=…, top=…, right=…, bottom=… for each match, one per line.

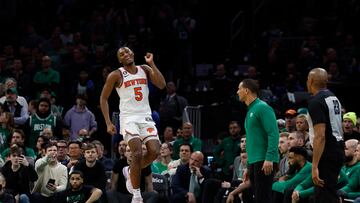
left=171, top=163, right=211, bottom=198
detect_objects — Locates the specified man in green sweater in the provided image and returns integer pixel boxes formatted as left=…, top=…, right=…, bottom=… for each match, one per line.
left=337, top=139, right=360, bottom=200
left=213, top=121, right=241, bottom=181
left=172, top=122, right=202, bottom=160
left=237, top=79, right=279, bottom=203
left=272, top=146, right=312, bottom=202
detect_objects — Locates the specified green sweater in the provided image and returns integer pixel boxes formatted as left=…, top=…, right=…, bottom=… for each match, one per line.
left=213, top=136, right=240, bottom=175
left=339, top=162, right=360, bottom=199
left=272, top=162, right=312, bottom=193
left=245, top=98, right=279, bottom=164
left=172, top=136, right=202, bottom=160
left=295, top=170, right=348, bottom=198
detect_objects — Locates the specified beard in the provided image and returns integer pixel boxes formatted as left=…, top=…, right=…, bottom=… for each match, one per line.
left=345, top=155, right=354, bottom=163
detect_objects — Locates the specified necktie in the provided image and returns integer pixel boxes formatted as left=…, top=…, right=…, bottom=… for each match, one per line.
left=189, top=172, right=201, bottom=197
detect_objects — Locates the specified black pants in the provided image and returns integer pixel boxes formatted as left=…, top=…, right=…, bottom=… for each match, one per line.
left=249, top=161, right=275, bottom=203
left=314, top=158, right=343, bottom=203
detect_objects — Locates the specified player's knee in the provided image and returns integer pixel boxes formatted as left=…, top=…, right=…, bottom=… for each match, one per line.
left=147, top=147, right=159, bottom=160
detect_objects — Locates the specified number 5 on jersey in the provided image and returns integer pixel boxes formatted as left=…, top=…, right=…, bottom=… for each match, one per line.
left=134, top=87, right=143, bottom=101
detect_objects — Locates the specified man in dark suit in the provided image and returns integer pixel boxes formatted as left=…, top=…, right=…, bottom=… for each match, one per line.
left=171, top=151, right=211, bottom=203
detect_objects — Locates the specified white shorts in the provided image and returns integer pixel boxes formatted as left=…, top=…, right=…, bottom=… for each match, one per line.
left=120, top=115, right=159, bottom=144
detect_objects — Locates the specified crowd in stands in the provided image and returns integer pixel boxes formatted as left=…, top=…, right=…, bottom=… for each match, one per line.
left=1, top=0, right=360, bottom=203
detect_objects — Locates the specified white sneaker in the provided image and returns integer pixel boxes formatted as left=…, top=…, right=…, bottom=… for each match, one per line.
left=131, top=196, right=143, bottom=203
left=122, top=166, right=133, bottom=194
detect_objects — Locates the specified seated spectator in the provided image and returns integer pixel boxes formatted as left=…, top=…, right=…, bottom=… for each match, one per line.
left=202, top=149, right=248, bottom=203
left=35, top=136, right=48, bottom=160
left=336, top=139, right=360, bottom=201
left=73, top=143, right=107, bottom=202
left=171, top=151, right=211, bottom=203
left=163, top=126, right=175, bottom=145
left=1, top=144, right=38, bottom=202
left=1, top=129, right=36, bottom=160
left=168, top=143, right=193, bottom=176
left=172, top=122, right=202, bottom=160
left=39, top=87, right=63, bottom=118
left=32, top=142, right=68, bottom=203
left=0, top=172, right=15, bottom=203
left=64, top=95, right=97, bottom=140
left=152, top=142, right=173, bottom=175
left=92, top=140, right=114, bottom=171
left=276, top=132, right=289, bottom=179
left=288, top=131, right=312, bottom=159
left=0, top=77, right=29, bottom=117
left=56, top=140, right=69, bottom=165
left=0, top=112, right=14, bottom=152
left=292, top=162, right=348, bottom=202
left=272, top=146, right=312, bottom=203
left=343, top=112, right=360, bottom=141
left=33, top=56, right=60, bottom=96
left=1, top=87, right=28, bottom=127
left=107, top=145, right=158, bottom=203
left=63, top=141, right=83, bottom=170
left=284, top=109, right=297, bottom=132
left=53, top=170, right=102, bottom=203
left=295, top=114, right=311, bottom=150
left=117, top=140, right=127, bottom=160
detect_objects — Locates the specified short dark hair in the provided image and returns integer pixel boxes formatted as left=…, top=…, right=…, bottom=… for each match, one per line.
left=289, top=146, right=308, bottom=160
left=179, top=143, right=193, bottom=153
left=83, top=143, right=96, bottom=151
left=44, top=142, right=57, bottom=151
left=12, top=129, right=26, bottom=140
left=241, top=79, right=259, bottom=95
left=69, top=170, right=84, bottom=179
left=68, top=140, right=82, bottom=148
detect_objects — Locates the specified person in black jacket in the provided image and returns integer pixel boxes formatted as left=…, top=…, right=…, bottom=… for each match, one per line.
left=1, top=144, right=38, bottom=202
left=171, top=151, right=211, bottom=203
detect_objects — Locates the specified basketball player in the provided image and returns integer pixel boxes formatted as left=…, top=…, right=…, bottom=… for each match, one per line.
left=100, top=47, right=166, bottom=203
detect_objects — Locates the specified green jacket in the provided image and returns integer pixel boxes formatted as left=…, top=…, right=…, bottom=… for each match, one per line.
left=295, top=170, right=348, bottom=198
left=172, top=136, right=202, bottom=160
left=272, top=162, right=312, bottom=193
left=245, top=98, right=279, bottom=164
left=213, top=136, right=240, bottom=175
left=339, top=162, right=360, bottom=199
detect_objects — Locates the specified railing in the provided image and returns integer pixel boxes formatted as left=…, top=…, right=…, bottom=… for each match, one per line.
left=183, top=105, right=202, bottom=138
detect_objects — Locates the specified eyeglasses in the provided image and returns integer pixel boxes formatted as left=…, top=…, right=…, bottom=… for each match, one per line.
left=57, top=145, right=67, bottom=148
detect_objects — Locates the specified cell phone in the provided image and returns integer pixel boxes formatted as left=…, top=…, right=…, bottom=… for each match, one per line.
left=47, top=178, right=55, bottom=185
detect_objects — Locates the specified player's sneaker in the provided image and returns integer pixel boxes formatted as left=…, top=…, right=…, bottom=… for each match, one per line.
left=122, top=166, right=133, bottom=194
left=131, top=196, right=144, bottom=203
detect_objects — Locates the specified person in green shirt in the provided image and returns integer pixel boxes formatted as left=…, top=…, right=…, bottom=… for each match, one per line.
left=152, top=142, right=173, bottom=175
left=172, top=122, right=202, bottom=160
left=33, top=56, right=60, bottom=96
left=237, top=78, right=279, bottom=203
left=1, top=129, right=36, bottom=160
left=272, top=146, right=311, bottom=202
left=213, top=121, right=241, bottom=181
left=336, top=139, right=360, bottom=200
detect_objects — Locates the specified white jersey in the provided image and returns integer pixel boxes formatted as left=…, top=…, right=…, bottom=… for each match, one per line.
left=115, top=66, right=152, bottom=118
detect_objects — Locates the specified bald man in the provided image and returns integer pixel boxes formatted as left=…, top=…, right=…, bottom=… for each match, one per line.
left=171, top=151, right=211, bottom=203
left=307, top=67, right=345, bottom=203
left=336, top=139, right=360, bottom=200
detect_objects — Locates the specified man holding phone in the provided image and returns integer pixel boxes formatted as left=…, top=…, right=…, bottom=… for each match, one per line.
left=32, top=142, right=68, bottom=203
left=1, top=144, right=38, bottom=203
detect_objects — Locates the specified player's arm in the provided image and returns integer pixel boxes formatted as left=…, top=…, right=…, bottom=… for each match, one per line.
left=143, top=53, right=166, bottom=89
left=100, top=70, right=121, bottom=135
left=312, top=123, right=326, bottom=168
